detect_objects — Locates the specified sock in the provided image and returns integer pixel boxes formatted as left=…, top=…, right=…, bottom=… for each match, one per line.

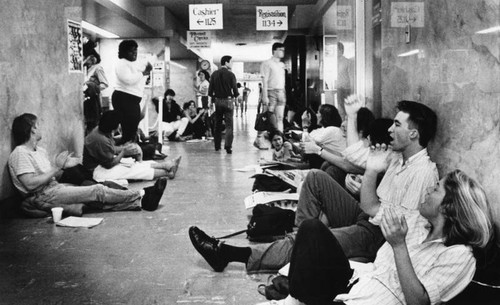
left=220, top=244, right=251, bottom=263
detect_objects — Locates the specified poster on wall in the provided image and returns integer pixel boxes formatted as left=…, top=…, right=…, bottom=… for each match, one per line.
left=390, top=2, right=424, bottom=27
left=337, top=5, right=352, bottom=30
left=67, top=19, right=83, bottom=73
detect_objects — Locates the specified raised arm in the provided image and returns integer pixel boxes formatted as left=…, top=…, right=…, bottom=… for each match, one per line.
left=344, top=94, right=364, bottom=146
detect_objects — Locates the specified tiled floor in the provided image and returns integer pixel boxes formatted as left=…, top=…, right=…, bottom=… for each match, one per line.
left=0, top=109, right=275, bottom=304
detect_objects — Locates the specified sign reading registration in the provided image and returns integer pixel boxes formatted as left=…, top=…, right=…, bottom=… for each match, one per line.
left=189, top=4, right=223, bottom=30
left=256, top=6, right=288, bottom=31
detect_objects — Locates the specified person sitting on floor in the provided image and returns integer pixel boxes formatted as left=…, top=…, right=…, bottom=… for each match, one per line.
left=182, top=100, right=207, bottom=139
left=269, top=169, right=493, bottom=305
left=188, top=100, right=439, bottom=274
left=156, top=89, right=189, bottom=141
left=270, top=130, right=301, bottom=162
left=83, top=110, right=181, bottom=183
left=8, top=113, right=167, bottom=217
left=301, top=104, right=346, bottom=168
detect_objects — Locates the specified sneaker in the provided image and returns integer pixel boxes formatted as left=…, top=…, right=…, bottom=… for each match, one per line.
left=141, top=177, right=167, bottom=211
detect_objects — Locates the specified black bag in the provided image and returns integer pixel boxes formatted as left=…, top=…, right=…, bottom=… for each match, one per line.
left=254, top=111, right=274, bottom=132
left=247, top=204, right=295, bottom=242
left=216, top=204, right=295, bottom=243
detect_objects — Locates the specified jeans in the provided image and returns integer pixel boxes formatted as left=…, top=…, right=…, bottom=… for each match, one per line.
left=34, top=182, right=141, bottom=211
left=214, top=98, right=234, bottom=150
left=246, top=169, right=384, bottom=272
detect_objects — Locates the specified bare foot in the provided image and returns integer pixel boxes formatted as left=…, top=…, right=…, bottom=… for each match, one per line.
left=167, top=156, right=182, bottom=179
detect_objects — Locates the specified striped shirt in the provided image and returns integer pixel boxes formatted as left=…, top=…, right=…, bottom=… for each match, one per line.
left=337, top=237, right=476, bottom=304
left=8, top=146, right=57, bottom=196
left=370, top=149, right=439, bottom=245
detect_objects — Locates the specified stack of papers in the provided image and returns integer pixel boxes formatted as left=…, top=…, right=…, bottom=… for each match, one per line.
left=56, top=216, right=104, bottom=228
left=244, top=192, right=299, bottom=210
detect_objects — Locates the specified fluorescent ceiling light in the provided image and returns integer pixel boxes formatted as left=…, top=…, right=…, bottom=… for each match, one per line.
left=476, top=26, right=500, bottom=34
left=398, top=49, right=420, bottom=57
left=170, top=61, right=187, bottom=69
left=81, top=21, right=119, bottom=38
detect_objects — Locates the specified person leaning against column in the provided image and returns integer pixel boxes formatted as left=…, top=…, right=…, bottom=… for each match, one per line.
left=112, top=40, right=152, bottom=145
left=208, top=55, right=239, bottom=154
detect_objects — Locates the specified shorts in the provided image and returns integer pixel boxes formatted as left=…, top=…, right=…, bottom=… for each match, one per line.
left=267, top=89, right=286, bottom=112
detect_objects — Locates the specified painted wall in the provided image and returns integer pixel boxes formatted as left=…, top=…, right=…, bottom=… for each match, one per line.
left=169, top=59, right=198, bottom=107
left=379, top=0, right=500, bottom=238
left=0, top=0, right=84, bottom=201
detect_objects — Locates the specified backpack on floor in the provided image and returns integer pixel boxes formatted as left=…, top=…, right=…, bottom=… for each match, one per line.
left=216, top=204, right=295, bottom=243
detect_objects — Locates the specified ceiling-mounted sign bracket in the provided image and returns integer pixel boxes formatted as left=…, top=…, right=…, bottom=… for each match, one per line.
left=189, top=4, right=223, bottom=30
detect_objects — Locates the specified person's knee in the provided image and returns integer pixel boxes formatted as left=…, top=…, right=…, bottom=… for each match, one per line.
left=299, top=219, right=324, bottom=231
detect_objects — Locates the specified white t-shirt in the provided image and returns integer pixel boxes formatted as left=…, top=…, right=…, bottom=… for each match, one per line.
left=310, top=126, right=346, bottom=154
left=114, top=58, right=147, bottom=97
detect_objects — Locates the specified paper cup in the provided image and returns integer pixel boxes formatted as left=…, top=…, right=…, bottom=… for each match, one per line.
left=51, top=207, right=63, bottom=223
left=202, top=136, right=206, bottom=140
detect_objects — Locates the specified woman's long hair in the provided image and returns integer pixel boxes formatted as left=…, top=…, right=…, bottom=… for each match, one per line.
left=441, top=170, right=492, bottom=248
left=318, top=104, right=342, bottom=127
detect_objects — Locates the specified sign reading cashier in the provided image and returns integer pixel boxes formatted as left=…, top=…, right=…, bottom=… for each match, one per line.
left=189, top=4, right=223, bottom=30
left=187, top=31, right=212, bottom=49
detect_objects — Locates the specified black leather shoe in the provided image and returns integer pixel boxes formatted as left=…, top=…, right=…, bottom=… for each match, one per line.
left=225, top=148, right=232, bottom=154
left=189, top=226, right=228, bottom=272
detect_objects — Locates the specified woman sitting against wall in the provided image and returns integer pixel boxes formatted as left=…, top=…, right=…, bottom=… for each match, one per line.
left=272, top=169, right=493, bottom=305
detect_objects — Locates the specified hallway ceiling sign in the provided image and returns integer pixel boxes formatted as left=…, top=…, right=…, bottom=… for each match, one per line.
left=189, top=4, right=223, bottom=30
left=256, top=6, right=288, bottom=31
left=187, top=31, right=212, bottom=49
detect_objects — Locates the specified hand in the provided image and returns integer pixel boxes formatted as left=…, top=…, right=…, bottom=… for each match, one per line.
left=301, top=141, right=320, bottom=154
left=64, top=154, right=81, bottom=168
left=124, top=143, right=141, bottom=156
left=345, top=174, right=362, bottom=196
left=380, top=208, right=408, bottom=248
left=366, top=143, right=391, bottom=174
left=344, top=94, right=364, bottom=118
left=301, top=111, right=311, bottom=128
left=54, top=151, right=70, bottom=169
left=143, top=62, right=153, bottom=75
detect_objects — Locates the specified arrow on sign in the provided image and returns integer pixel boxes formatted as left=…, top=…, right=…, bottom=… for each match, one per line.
left=277, top=21, right=283, bottom=26
left=197, top=19, right=204, bottom=25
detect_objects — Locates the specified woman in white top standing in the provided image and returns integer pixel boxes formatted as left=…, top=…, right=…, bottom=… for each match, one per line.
left=112, top=40, right=152, bottom=145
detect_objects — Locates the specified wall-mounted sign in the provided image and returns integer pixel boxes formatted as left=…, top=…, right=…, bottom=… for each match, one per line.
left=67, top=19, right=83, bottom=73
left=187, top=31, right=212, bottom=49
left=256, top=6, right=288, bottom=31
left=189, top=4, right=223, bottom=30
left=337, top=5, right=353, bottom=30
left=390, top=2, right=424, bottom=28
